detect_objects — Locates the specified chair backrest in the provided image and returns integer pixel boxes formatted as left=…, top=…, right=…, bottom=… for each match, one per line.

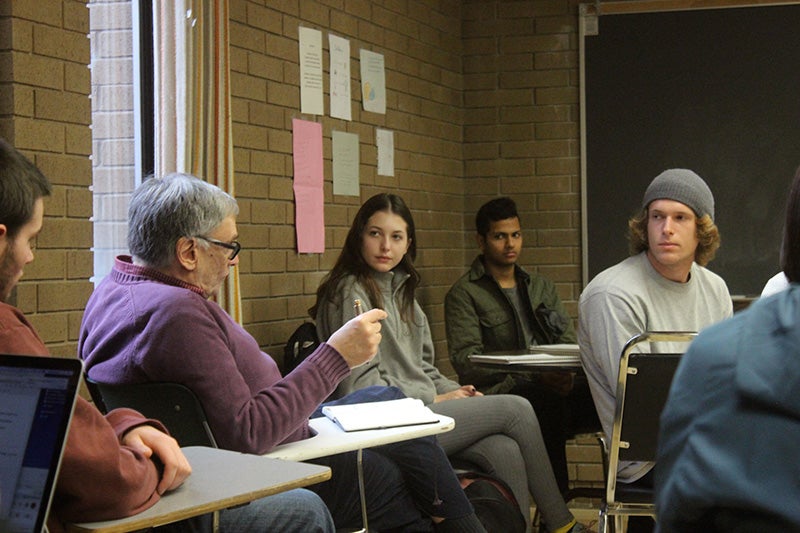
left=617, top=352, right=682, bottom=463
left=85, top=376, right=218, bottom=448
left=605, top=331, right=696, bottom=502
left=283, top=321, right=320, bottom=375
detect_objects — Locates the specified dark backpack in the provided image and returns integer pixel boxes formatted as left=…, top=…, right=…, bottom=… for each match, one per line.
left=283, top=322, right=320, bottom=375
left=458, top=471, right=527, bottom=533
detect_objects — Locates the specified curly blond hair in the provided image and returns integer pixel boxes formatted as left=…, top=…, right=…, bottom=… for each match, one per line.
left=627, top=209, right=720, bottom=266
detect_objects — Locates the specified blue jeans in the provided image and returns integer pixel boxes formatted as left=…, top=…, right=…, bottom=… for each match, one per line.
left=309, top=386, right=474, bottom=531
left=156, top=489, right=334, bottom=533
left=219, top=488, right=335, bottom=532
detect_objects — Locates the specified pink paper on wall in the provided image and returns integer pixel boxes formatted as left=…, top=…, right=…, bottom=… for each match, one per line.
left=292, top=118, right=325, bottom=253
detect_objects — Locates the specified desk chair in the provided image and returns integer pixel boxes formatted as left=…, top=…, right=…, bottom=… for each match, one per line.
left=85, top=377, right=220, bottom=532
left=599, top=331, right=696, bottom=533
left=84, top=376, right=218, bottom=448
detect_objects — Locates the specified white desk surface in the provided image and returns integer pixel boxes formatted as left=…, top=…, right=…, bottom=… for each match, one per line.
left=264, top=414, right=455, bottom=461
left=67, top=446, right=331, bottom=533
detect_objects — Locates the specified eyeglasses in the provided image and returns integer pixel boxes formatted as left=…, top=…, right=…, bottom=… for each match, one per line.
left=196, top=236, right=242, bottom=260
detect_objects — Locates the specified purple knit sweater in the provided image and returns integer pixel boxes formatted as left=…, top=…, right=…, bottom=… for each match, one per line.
left=79, top=256, right=350, bottom=454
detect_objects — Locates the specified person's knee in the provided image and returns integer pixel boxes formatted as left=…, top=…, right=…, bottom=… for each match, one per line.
left=495, top=394, right=540, bottom=428
left=455, top=434, right=522, bottom=475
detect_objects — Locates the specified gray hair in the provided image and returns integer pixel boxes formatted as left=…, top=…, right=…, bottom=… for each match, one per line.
left=128, top=173, right=239, bottom=268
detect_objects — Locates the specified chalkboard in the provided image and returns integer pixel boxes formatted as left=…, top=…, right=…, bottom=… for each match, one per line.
left=582, top=3, right=800, bottom=296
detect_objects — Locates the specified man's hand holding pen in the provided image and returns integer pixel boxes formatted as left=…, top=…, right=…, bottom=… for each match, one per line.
left=327, top=303, right=387, bottom=369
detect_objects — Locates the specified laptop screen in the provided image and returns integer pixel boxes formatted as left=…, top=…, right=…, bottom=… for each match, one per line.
left=0, top=354, right=83, bottom=533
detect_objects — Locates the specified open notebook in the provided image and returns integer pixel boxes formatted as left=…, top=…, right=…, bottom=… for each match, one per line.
left=322, top=397, right=440, bottom=432
left=0, top=354, right=83, bottom=533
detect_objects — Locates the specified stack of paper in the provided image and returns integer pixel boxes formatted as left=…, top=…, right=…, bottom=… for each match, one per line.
left=469, top=344, right=581, bottom=367
left=321, top=397, right=440, bottom=432
left=529, top=343, right=580, bottom=355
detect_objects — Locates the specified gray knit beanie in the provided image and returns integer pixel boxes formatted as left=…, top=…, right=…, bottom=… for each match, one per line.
left=642, top=168, right=714, bottom=221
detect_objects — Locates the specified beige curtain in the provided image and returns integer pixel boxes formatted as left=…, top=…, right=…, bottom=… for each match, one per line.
left=153, top=0, right=241, bottom=323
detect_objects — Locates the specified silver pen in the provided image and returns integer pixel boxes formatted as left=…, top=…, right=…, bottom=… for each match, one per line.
left=353, top=299, right=370, bottom=365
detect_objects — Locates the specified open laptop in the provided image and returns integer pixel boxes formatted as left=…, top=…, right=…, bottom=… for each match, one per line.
left=0, top=354, right=83, bottom=533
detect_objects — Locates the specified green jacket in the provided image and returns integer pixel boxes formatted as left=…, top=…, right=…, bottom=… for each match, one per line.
left=444, top=256, right=577, bottom=394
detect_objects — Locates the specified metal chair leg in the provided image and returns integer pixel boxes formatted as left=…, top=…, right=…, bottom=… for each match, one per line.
left=356, top=448, right=368, bottom=533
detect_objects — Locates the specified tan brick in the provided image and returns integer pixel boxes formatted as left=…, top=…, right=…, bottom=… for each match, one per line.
left=535, top=86, right=579, bottom=105
left=66, top=187, right=92, bottom=217
left=38, top=280, right=92, bottom=312
left=38, top=217, right=92, bottom=249
left=239, top=273, right=271, bottom=299
left=67, top=249, right=93, bottom=279
left=250, top=296, right=289, bottom=322
left=267, top=80, right=299, bottom=108
left=268, top=130, right=293, bottom=154
left=250, top=249, right=286, bottom=273
left=11, top=51, right=64, bottom=89
left=65, top=61, right=90, bottom=93
left=269, top=225, right=296, bottom=249
left=232, top=122, right=269, bottom=150
left=265, top=33, right=295, bottom=62
left=25, top=250, right=66, bottom=280
left=247, top=4, right=282, bottom=34
left=14, top=118, right=65, bottom=152
left=287, top=293, right=315, bottom=317
left=247, top=53, right=283, bottom=82
left=64, top=1, right=89, bottom=33
left=9, top=18, right=33, bottom=52
left=27, top=312, right=69, bottom=343
left=33, top=24, right=90, bottom=63
left=9, top=0, right=63, bottom=26
left=269, top=272, right=304, bottom=296
left=231, top=71, right=267, bottom=101
left=229, top=21, right=266, bottom=54
left=299, top=3, right=330, bottom=27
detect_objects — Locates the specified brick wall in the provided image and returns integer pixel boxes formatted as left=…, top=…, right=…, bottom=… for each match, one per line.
left=462, top=0, right=582, bottom=322
left=229, top=0, right=469, bottom=375
left=228, top=1, right=583, bottom=374
left=0, top=0, right=93, bottom=357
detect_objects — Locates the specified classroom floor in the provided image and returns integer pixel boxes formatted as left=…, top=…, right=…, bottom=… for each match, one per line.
left=533, top=502, right=663, bottom=533
left=571, top=503, right=601, bottom=532
left=531, top=501, right=601, bottom=532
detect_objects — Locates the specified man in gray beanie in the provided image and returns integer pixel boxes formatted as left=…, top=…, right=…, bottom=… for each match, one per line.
left=577, top=169, right=732, bottom=510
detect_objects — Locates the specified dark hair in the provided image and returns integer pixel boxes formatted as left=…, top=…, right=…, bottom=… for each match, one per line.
left=310, top=193, right=419, bottom=322
left=0, top=139, right=52, bottom=237
left=627, top=209, right=721, bottom=267
left=476, top=197, right=519, bottom=236
left=782, top=165, right=800, bottom=282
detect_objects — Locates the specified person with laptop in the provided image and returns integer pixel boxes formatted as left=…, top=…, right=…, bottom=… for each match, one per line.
left=0, top=139, right=336, bottom=533
left=78, top=173, right=488, bottom=533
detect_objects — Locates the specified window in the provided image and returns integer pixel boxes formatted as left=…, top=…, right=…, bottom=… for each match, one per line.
left=89, top=0, right=153, bottom=283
